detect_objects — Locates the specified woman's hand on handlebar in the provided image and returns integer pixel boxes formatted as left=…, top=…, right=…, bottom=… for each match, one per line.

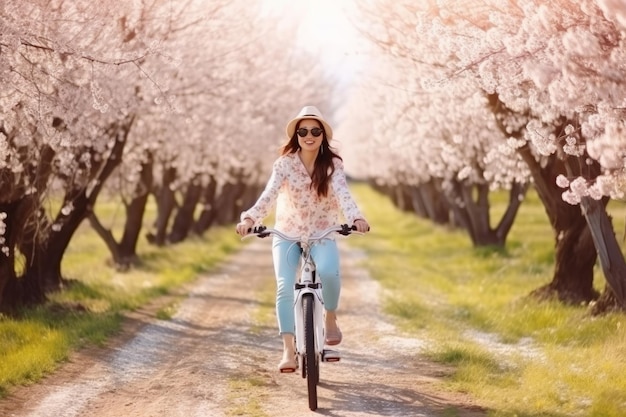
left=353, top=218, right=370, bottom=234
left=236, top=218, right=254, bottom=236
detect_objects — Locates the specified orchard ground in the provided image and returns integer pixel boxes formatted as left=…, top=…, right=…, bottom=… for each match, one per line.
left=0, top=239, right=485, bottom=417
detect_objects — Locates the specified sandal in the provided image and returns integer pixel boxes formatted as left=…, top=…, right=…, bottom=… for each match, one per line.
left=278, top=355, right=297, bottom=373
left=325, top=327, right=342, bottom=346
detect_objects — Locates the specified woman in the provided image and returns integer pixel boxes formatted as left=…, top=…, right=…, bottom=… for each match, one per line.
left=235, top=105, right=370, bottom=373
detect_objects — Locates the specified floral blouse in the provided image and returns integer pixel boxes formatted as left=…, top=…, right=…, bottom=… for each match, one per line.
left=241, top=152, right=365, bottom=238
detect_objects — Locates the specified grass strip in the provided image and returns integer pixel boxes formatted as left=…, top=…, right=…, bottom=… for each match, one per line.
left=347, top=183, right=626, bottom=417
left=0, top=221, right=242, bottom=397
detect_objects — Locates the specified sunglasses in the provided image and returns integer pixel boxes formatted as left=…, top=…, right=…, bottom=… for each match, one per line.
left=297, top=127, right=324, bottom=137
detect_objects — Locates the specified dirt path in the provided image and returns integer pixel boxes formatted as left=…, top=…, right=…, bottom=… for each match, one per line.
left=0, top=239, right=486, bottom=417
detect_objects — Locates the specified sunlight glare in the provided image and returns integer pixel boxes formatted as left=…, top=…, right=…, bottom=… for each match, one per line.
left=260, top=0, right=364, bottom=76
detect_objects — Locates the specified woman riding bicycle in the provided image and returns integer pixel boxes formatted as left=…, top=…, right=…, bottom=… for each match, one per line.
left=235, top=105, right=370, bottom=373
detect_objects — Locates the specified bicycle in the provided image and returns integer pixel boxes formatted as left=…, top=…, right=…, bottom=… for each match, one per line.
left=243, top=223, right=358, bottom=411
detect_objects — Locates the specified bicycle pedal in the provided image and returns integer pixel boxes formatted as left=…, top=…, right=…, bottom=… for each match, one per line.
left=322, top=349, right=341, bottom=362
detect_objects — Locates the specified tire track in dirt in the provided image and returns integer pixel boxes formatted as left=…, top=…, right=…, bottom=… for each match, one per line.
left=0, top=239, right=486, bottom=417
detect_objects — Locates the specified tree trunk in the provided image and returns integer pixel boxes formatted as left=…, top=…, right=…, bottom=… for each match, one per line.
left=0, top=143, right=56, bottom=312
left=0, top=198, right=46, bottom=312
left=213, top=181, right=247, bottom=226
left=415, top=180, right=450, bottom=224
left=35, top=189, right=90, bottom=292
left=88, top=154, right=153, bottom=267
left=0, top=199, right=17, bottom=310
left=518, top=146, right=601, bottom=304
left=118, top=155, right=154, bottom=262
left=169, top=180, right=202, bottom=243
left=461, top=181, right=496, bottom=245
left=530, top=207, right=599, bottom=302
left=591, top=287, right=621, bottom=315
left=488, top=93, right=601, bottom=303
left=230, top=180, right=249, bottom=224
left=192, top=176, right=219, bottom=235
left=147, top=166, right=177, bottom=246
left=394, top=184, right=415, bottom=213
left=444, top=179, right=527, bottom=247
left=212, top=183, right=237, bottom=226
left=407, top=185, right=429, bottom=218
left=22, top=116, right=134, bottom=294
left=371, top=183, right=393, bottom=203
left=495, top=181, right=529, bottom=243
left=88, top=211, right=122, bottom=265
left=0, top=255, right=19, bottom=314
left=580, top=197, right=626, bottom=311
left=237, top=184, right=262, bottom=220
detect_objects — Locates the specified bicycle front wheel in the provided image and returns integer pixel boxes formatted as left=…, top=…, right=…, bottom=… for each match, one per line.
left=303, top=293, right=318, bottom=411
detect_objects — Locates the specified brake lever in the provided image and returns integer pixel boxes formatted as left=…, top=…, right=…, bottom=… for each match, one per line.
left=339, top=224, right=369, bottom=235
left=337, top=224, right=352, bottom=236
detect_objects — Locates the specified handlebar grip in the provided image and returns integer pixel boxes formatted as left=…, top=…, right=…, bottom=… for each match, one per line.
left=253, top=225, right=270, bottom=238
left=345, top=224, right=369, bottom=234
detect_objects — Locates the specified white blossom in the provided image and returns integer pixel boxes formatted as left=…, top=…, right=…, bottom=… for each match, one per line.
left=556, top=174, right=570, bottom=188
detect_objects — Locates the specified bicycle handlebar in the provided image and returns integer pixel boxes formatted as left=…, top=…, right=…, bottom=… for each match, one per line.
left=243, top=224, right=358, bottom=242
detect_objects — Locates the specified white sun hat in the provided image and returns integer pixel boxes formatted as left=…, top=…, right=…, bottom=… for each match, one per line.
left=285, top=105, right=333, bottom=140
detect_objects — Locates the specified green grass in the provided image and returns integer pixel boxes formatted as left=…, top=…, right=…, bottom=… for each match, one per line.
left=3, top=184, right=626, bottom=416
left=348, top=183, right=626, bottom=417
left=226, top=373, right=271, bottom=417
left=0, top=197, right=243, bottom=397
left=249, top=274, right=278, bottom=335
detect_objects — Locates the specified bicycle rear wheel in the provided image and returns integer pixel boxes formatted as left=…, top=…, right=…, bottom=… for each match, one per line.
left=303, top=293, right=318, bottom=411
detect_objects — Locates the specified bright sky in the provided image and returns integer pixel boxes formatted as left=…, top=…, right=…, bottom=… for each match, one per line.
left=260, top=0, right=368, bottom=171
left=260, top=0, right=366, bottom=80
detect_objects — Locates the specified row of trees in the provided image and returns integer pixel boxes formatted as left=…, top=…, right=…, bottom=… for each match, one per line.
left=3, top=0, right=626, bottom=316
left=339, top=0, right=626, bottom=313
left=0, top=0, right=335, bottom=312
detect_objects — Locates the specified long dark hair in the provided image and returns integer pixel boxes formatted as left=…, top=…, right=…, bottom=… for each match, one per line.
left=279, top=120, right=342, bottom=198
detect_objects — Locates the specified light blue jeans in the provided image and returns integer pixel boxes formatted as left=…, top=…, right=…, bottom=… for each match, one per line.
left=271, top=237, right=341, bottom=335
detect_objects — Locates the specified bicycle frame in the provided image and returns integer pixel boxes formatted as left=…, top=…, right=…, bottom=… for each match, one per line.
left=244, top=223, right=355, bottom=410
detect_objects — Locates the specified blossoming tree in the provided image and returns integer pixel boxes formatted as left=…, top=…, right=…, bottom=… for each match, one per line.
left=0, top=0, right=334, bottom=312
left=344, top=0, right=626, bottom=310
